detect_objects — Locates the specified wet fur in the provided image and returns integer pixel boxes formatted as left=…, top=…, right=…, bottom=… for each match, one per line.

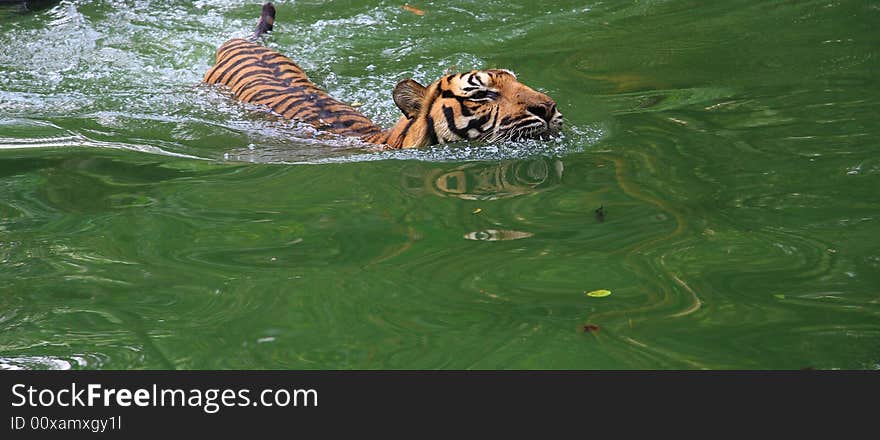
left=204, top=3, right=563, bottom=149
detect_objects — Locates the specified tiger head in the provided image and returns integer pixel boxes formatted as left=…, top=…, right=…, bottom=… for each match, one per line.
left=381, top=69, right=563, bottom=148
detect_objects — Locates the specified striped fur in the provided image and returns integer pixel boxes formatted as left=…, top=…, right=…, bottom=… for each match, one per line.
left=205, top=38, right=382, bottom=138
left=205, top=3, right=563, bottom=149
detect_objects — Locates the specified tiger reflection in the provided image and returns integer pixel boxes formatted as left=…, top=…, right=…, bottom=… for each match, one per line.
left=401, top=157, right=564, bottom=200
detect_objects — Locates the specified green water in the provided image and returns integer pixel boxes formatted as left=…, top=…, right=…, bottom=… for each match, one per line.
left=1, top=0, right=878, bottom=369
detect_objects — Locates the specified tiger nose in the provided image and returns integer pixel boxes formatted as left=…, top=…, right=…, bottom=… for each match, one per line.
left=527, top=100, right=558, bottom=123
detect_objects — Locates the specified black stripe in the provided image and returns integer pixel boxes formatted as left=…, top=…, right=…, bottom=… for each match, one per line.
left=289, top=104, right=313, bottom=118
left=355, top=122, right=381, bottom=134
left=217, top=58, right=261, bottom=87
left=248, top=87, right=299, bottom=104
left=467, top=114, right=492, bottom=134
left=236, top=79, right=285, bottom=99
left=282, top=77, right=312, bottom=87
left=233, top=50, right=280, bottom=80
left=443, top=105, right=491, bottom=139
left=271, top=93, right=311, bottom=115
left=442, top=106, right=467, bottom=138
left=398, top=117, right=416, bottom=140
left=214, top=49, right=271, bottom=84
left=211, top=47, right=268, bottom=79
left=227, top=66, right=273, bottom=91
left=328, top=118, right=358, bottom=129
left=278, top=94, right=327, bottom=116
left=268, top=58, right=304, bottom=71
left=441, top=90, right=473, bottom=111
left=488, top=107, right=500, bottom=132
left=318, top=107, right=366, bottom=119
left=500, top=114, right=531, bottom=127
left=297, top=111, right=319, bottom=122
left=440, top=89, right=472, bottom=115
left=217, top=40, right=254, bottom=57
left=425, top=115, right=439, bottom=145
left=420, top=86, right=443, bottom=145
left=440, top=91, right=474, bottom=116
left=461, top=102, right=475, bottom=117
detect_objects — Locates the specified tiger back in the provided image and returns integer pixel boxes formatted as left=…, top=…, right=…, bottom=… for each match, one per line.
left=204, top=38, right=382, bottom=139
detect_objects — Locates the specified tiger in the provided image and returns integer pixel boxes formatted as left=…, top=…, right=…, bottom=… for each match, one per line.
left=204, top=3, right=563, bottom=149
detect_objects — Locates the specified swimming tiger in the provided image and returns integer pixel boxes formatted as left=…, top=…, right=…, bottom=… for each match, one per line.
left=204, top=3, right=563, bottom=149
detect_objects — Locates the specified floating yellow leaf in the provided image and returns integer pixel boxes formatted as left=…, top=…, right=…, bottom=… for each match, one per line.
left=350, top=101, right=363, bottom=107
left=472, top=208, right=482, bottom=214
left=586, top=289, right=612, bottom=298
left=402, top=4, right=426, bottom=15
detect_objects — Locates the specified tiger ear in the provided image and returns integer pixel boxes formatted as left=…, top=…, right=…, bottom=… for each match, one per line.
left=393, top=79, right=427, bottom=118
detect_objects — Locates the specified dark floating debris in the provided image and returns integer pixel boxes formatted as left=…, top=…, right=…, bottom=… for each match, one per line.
left=595, top=205, right=605, bottom=222
left=582, top=324, right=601, bottom=333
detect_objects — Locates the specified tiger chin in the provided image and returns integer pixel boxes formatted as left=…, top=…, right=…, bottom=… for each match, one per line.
left=204, top=2, right=563, bottom=150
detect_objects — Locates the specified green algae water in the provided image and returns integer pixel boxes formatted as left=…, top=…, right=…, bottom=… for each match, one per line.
left=0, top=0, right=878, bottom=369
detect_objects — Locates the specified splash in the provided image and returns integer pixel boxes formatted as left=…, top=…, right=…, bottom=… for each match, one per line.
left=0, top=1, right=605, bottom=164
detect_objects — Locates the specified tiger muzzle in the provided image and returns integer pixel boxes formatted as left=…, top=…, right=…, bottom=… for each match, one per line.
left=529, top=99, right=563, bottom=139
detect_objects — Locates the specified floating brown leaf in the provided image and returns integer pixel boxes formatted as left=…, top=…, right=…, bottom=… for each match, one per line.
left=402, top=4, right=426, bottom=16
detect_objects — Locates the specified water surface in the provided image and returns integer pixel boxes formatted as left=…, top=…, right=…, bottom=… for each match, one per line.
left=1, top=0, right=878, bottom=369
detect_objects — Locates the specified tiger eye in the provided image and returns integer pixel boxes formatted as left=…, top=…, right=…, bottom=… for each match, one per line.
left=471, top=91, right=489, bottom=100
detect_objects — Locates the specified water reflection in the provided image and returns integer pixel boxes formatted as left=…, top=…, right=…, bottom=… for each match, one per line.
left=1, top=0, right=879, bottom=370
left=398, top=157, right=565, bottom=243
left=401, top=156, right=564, bottom=200
left=463, top=229, right=534, bottom=241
